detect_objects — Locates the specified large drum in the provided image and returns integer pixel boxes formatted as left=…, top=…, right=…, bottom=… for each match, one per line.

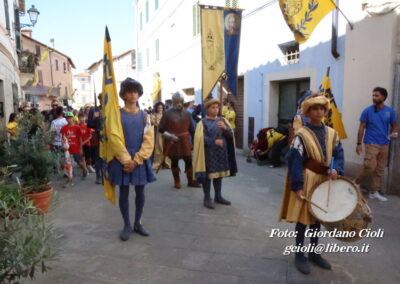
left=309, top=177, right=372, bottom=242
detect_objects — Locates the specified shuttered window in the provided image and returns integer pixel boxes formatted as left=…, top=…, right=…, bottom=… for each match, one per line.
left=192, top=2, right=200, bottom=37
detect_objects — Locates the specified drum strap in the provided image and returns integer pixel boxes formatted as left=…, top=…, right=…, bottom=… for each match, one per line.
left=304, top=158, right=329, bottom=175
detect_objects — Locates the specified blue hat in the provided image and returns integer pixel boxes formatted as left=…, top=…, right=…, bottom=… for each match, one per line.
left=297, top=90, right=313, bottom=108
left=119, top=77, right=143, bottom=97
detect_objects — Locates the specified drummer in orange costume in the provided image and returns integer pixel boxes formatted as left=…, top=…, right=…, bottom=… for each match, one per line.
left=279, top=94, right=344, bottom=275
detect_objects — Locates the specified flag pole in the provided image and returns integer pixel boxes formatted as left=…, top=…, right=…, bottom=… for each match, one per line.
left=331, top=0, right=354, bottom=30
left=326, top=66, right=330, bottom=77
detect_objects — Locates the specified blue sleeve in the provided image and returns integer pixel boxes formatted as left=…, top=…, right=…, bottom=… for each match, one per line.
left=332, top=142, right=345, bottom=176
left=390, top=109, right=398, bottom=123
left=287, top=148, right=304, bottom=192
left=360, top=108, right=368, bottom=123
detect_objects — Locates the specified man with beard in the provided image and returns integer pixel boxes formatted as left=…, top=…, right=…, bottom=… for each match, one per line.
left=159, top=92, right=200, bottom=189
left=355, top=87, right=398, bottom=201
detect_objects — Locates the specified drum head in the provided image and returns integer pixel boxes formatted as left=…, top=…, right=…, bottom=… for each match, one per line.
left=310, top=178, right=359, bottom=223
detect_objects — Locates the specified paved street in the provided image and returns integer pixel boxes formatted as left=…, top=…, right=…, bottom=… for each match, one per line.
left=28, top=156, right=400, bottom=284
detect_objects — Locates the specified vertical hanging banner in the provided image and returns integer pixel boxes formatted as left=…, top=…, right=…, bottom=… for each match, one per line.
left=99, top=27, right=131, bottom=204
left=279, top=0, right=336, bottom=44
left=319, top=67, right=347, bottom=139
left=200, top=5, right=225, bottom=100
left=224, top=8, right=242, bottom=96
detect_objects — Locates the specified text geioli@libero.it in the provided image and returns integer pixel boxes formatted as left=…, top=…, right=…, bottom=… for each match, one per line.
left=268, top=228, right=384, bottom=256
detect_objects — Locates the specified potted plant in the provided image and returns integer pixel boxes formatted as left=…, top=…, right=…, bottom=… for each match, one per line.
left=13, top=112, right=61, bottom=214
left=0, top=182, right=59, bottom=283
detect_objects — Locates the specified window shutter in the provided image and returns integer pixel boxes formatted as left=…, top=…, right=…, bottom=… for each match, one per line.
left=4, top=0, right=10, bottom=31
left=14, top=6, right=21, bottom=52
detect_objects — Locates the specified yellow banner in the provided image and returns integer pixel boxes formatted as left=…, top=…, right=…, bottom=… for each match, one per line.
left=151, top=75, right=161, bottom=101
left=279, top=0, right=336, bottom=44
left=39, top=50, right=49, bottom=63
left=201, top=6, right=225, bottom=100
left=99, top=27, right=130, bottom=204
left=320, top=70, right=347, bottom=139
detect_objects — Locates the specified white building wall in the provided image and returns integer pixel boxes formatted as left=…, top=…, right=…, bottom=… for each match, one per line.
left=73, top=75, right=93, bottom=108
left=0, top=0, right=21, bottom=133
left=88, top=51, right=136, bottom=107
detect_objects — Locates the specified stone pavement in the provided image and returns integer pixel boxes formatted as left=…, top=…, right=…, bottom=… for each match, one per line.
left=27, top=156, right=400, bottom=284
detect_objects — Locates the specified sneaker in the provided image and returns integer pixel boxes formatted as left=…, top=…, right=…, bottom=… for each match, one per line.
left=369, top=191, right=388, bottom=202
left=95, top=177, right=102, bottom=184
left=88, top=165, right=96, bottom=173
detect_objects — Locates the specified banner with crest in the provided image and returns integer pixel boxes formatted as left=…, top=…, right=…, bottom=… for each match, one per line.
left=200, top=6, right=225, bottom=100
left=279, top=0, right=336, bottom=44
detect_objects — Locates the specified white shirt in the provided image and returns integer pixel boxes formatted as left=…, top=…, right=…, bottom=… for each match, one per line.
left=50, top=117, right=68, bottom=146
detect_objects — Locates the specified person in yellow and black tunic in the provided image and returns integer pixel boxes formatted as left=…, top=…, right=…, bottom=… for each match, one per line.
left=193, top=98, right=237, bottom=209
left=279, top=94, right=344, bottom=274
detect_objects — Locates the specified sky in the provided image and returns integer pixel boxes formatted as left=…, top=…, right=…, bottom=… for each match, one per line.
left=22, top=0, right=136, bottom=73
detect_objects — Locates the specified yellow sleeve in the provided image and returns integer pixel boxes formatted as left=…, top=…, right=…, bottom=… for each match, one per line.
left=133, top=125, right=154, bottom=165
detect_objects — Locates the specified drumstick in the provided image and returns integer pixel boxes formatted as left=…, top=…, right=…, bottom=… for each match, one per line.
left=301, top=195, right=328, bottom=213
left=327, top=157, right=335, bottom=208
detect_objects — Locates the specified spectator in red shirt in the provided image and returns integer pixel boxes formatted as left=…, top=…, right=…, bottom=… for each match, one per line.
left=78, top=113, right=95, bottom=173
left=61, top=112, right=88, bottom=179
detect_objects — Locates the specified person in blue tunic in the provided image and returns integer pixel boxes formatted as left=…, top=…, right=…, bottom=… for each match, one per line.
left=193, top=98, right=238, bottom=209
left=108, top=78, right=156, bottom=241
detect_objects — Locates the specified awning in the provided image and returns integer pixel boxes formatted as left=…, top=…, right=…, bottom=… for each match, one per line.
left=23, top=85, right=60, bottom=97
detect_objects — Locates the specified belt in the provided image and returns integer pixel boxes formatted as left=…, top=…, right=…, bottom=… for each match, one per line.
left=304, top=159, right=329, bottom=175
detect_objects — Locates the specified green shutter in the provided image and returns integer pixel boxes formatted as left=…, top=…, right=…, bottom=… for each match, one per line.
left=146, top=1, right=149, bottom=22
left=155, top=0, right=158, bottom=10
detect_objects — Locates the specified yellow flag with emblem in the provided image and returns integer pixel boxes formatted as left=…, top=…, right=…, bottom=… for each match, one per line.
left=99, top=27, right=131, bottom=204
left=319, top=68, right=347, bottom=139
left=279, top=0, right=336, bottom=44
left=201, top=5, right=225, bottom=100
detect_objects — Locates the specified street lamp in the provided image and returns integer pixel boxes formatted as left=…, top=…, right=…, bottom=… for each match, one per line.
left=20, top=5, right=40, bottom=28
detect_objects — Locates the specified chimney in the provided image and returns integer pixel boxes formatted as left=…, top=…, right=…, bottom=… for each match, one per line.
left=21, top=29, right=32, bottom=38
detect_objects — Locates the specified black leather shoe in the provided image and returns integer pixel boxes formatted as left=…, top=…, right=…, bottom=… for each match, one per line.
left=309, top=253, right=331, bottom=270
left=215, top=197, right=231, bottom=205
left=120, top=226, right=132, bottom=241
left=204, top=199, right=215, bottom=209
left=133, top=224, right=150, bottom=236
left=295, top=253, right=310, bottom=274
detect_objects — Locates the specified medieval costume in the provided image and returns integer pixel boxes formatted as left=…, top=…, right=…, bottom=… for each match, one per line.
left=158, top=92, right=199, bottom=189
left=151, top=105, right=171, bottom=170
left=193, top=99, right=238, bottom=209
left=107, top=78, right=156, bottom=241
left=279, top=95, right=344, bottom=274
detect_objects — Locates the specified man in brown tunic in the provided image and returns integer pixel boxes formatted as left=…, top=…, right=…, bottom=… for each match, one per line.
left=159, top=92, right=200, bottom=189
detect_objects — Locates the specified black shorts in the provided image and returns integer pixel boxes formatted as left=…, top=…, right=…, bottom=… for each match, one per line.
left=83, top=145, right=91, bottom=159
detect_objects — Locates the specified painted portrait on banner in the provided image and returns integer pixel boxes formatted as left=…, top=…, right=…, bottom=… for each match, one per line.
left=224, top=13, right=241, bottom=35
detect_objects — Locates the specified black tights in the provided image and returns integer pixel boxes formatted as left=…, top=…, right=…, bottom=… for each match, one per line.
left=119, top=185, right=145, bottom=228
left=202, top=178, right=222, bottom=201
left=171, top=156, right=192, bottom=170
left=295, top=222, right=321, bottom=248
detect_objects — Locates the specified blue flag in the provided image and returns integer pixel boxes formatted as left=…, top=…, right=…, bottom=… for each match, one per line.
left=224, top=9, right=242, bottom=96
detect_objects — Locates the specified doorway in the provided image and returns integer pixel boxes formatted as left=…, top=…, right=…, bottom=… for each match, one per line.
left=278, top=79, right=310, bottom=127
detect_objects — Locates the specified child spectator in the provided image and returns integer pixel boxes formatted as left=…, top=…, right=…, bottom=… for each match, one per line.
left=78, top=113, right=95, bottom=173
left=61, top=112, right=88, bottom=180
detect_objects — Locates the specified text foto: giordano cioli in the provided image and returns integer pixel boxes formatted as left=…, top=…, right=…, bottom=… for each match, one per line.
left=269, top=228, right=384, bottom=239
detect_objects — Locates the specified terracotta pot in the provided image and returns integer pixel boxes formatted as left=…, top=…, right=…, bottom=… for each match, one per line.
left=26, top=188, right=53, bottom=214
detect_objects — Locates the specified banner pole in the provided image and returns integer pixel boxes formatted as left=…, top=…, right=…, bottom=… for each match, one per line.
left=219, top=75, right=225, bottom=116
left=331, top=0, right=353, bottom=30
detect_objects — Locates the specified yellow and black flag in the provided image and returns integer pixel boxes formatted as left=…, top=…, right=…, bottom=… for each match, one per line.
left=319, top=67, right=347, bottom=139
left=99, top=27, right=131, bottom=204
left=279, top=0, right=336, bottom=44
